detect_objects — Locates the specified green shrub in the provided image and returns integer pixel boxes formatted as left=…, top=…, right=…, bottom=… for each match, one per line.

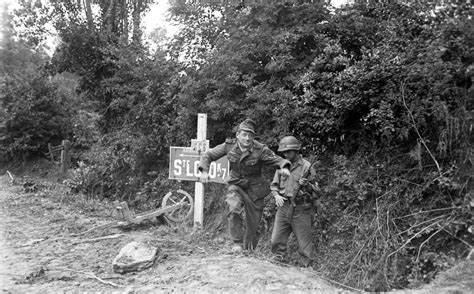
left=2, top=75, right=74, bottom=161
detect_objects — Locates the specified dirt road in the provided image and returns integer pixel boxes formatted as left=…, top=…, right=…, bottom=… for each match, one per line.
left=0, top=175, right=340, bottom=293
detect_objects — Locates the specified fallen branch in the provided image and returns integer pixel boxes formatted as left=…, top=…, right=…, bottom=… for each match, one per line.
left=394, top=207, right=457, bottom=220
left=395, top=177, right=423, bottom=187
left=84, top=272, right=120, bottom=288
left=400, top=84, right=442, bottom=176
left=16, top=238, right=47, bottom=248
left=50, top=268, right=121, bottom=288
left=395, top=214, right=446, bottom=236
left=387, top=209, right=391, bottom=238
left=391, top=219, right=443, bottom=257
left=384, top=219, right=443, bottom=285
left=20, top=221, right=128, bottom=247
left=68, top=221, right=126, bottom=237
left=343, top=227, right=376, bottom=283
left=416, top=223, right=448, bottom=262
left=72, top=233, right=125, bottom=245
left=442, top=228, right=473, bottom=248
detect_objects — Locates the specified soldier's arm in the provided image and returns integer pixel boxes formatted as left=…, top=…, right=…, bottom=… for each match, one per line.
left=260, top=147, right=291, bottom=170
left=269, top=170, right=280, bottom=197
left=270, top=170, right=286, bottom=207
left=198, top=142, right=228, bottom=173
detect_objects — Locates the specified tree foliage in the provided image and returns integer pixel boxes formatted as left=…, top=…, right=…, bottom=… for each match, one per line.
left=46, top=0, right=182, bottom=200
left=168, top=2, right=472, bottom=290
left=1, top=5, right=73, bottom=161
left=2, top=1, right=472, bottom=291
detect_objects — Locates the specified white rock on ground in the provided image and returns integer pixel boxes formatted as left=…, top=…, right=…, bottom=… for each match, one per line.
left=112, top=241, right=159, bottom=274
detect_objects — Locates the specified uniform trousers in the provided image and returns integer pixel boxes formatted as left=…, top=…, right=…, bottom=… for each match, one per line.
left=225, top=179, right=268, bottom=250
left=271, top=201, right=314, bottom=266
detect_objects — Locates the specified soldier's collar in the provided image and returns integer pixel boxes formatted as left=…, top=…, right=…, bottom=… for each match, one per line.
left=291, top=154, right=304, bottom=166
left=237, top=141, right=254, bottom=152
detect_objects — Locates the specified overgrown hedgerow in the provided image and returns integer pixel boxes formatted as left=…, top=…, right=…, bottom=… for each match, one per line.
left=4, top=1, right=472, bottom=292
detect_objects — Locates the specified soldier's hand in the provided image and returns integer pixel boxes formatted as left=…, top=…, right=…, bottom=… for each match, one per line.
left=280, top=168, right=290, bottom=177
left=274, top=194, right=286, bottom=207
left=199, top=171, right=210, bottom=183
left=314, top=181, right=321, bottom=191
left=299, top=178, right=309, bottom=186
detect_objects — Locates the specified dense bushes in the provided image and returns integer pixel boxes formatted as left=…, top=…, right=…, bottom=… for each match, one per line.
left=1, top=69, right=75, bottom=161
left=167, top=2, right=472, bottom=291
left=0, top=8, right=76, bottom=162
left=303, top=153, right=471, bottom=290
left=3, top=1, right=472, bottom=291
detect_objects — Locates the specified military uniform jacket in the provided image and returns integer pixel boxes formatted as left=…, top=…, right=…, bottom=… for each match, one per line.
left=270, top=155, right=317, bottom=199
left=199, top=138, right=290, bottom=186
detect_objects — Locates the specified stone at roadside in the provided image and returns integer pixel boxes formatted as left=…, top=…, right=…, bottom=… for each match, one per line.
left=112, top=241, right=159, bottom=274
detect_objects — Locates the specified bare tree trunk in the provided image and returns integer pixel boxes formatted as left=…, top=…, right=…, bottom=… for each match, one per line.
left=83, top=0, right=94, bottom=30
left=132, top=0, right=142, bottom=43
left=105, top=0, right=116, bottom=35
left=121, top=0, right=129, bottom=43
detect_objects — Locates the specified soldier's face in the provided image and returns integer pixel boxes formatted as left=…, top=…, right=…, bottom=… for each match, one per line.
left=236, top=130, right=254, bottom=148
left=283, top=150, right=298, bottom=162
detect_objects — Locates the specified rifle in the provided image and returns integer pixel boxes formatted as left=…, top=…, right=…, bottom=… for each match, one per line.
left=290, top=155, right=317, bottom=208
left=285, top=156, right=317, bottom=223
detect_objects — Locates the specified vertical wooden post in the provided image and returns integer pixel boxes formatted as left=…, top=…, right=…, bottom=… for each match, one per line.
left=60, top=140, right=70, bottom=177
left=119, top=201, right=133, bottom=222
left=48, top=143, right=55, bottom=162
left=194, top=113, right=207, bottom=229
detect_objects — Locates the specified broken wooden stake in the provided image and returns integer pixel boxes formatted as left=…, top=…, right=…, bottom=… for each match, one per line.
left=114, top=201, right=133, bottom=221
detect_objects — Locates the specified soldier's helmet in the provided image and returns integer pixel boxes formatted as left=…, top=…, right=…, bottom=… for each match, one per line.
left=278, top=136, right=301, bottom=152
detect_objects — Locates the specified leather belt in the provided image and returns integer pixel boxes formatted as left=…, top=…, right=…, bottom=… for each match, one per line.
left=238, top=174, right=261, bottom=179
left=284, top=197, right=305, bottom=205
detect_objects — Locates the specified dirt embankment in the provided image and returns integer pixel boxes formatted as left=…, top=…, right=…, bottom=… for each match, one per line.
left=1, top=173, right=472, bottom=293
left=0, top=175, right=341, bottom=293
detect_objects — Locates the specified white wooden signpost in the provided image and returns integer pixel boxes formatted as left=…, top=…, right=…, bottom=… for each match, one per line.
left=169, top=113, right=230, bottom=229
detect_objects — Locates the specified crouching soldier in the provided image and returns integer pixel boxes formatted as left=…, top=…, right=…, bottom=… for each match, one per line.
left=270, top=136, right=319, bottom=267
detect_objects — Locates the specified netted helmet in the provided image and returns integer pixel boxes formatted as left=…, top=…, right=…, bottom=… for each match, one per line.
left=278, top=136, right=301, bottom=152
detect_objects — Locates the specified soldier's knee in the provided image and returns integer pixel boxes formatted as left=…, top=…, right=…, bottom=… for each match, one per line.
left=225, top=190, right=243, bottom=213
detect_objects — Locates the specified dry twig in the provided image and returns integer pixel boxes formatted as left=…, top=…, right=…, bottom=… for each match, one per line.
left=393, top=219, right=443, bottom=255
left=68, top=222, right=124, bottom=237
left=416, top=223, right=448, bottom=262
left=71, top=233, right=125, bottom=245
left=6, top=170, right=15, bottom=184
left=394, top=207, right=457, bottom=220
left=343, top=232, right=374, bottom=283
left=15, top=238, right=47, bottom=248
left=50, top=268, right=121, bottom=288
left=386, top=209, right=391, bottom=238
left=20, top=222, right=127, bottom=247
left=442, top=228, right=473, bottom=248
left=384, top=219, right=444, bottom=285
left=400, top=84, right=442, bottom=176
left=395, top=214, right=446, bottom=236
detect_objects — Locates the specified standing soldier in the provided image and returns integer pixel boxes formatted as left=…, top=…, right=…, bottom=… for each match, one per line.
left=270, top=136, right=319, bottom=267
left=198, top=118, right=291, bottom=252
